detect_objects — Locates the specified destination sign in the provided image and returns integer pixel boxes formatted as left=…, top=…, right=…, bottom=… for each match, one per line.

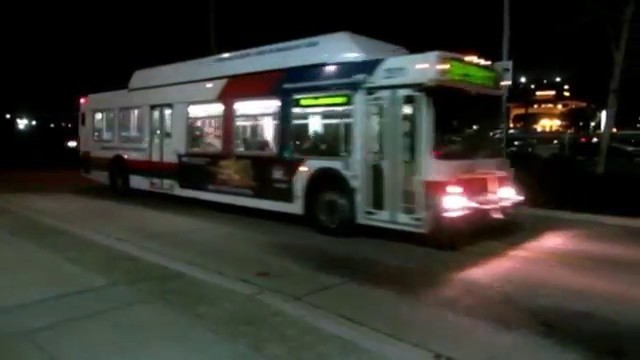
left=445, top=59, right=499, bottom=88
left=295, top=94, right=352, bottom=107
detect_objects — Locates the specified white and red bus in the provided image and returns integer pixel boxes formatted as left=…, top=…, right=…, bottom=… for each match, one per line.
left=78, top=32, right=524, bottom=240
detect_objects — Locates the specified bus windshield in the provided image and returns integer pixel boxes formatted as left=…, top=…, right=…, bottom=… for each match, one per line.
left=428, top=87, right=503, bottom=160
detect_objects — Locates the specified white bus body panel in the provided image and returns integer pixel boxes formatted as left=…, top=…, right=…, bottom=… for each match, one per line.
left=129, top=32, right=407, bottom=89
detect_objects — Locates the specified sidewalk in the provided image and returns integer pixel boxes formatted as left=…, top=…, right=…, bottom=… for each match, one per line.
left=0, top=211, right=384, bottom=360
left=0, top=193, right=588, bottom=360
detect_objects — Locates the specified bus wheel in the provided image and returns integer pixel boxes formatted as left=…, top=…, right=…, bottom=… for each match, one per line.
left=109, top=164, right=130, bottom=195
left=311, top=189, right=354, bottom=235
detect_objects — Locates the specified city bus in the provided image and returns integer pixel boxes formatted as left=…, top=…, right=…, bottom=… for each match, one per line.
left=78, top=32, right=524, bottom=243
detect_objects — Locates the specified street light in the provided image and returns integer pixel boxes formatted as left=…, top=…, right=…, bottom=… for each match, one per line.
left=16, top=118, right=29, bottom=131
left=5, top=114, right=10, bottom=119
left=555, top=77, right=562, bottom=82
left=519, top=76, right=527, bottom=83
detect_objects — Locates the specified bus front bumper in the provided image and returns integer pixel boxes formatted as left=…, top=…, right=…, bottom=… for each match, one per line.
left=436, top=190, right=525, bottom=229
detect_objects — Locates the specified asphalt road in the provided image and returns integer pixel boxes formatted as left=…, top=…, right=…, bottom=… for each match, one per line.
left=1, top=170, right=639, bottom=359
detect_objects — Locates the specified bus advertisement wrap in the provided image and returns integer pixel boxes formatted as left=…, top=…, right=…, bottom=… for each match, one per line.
left=178, top=155, right=303, bottom=202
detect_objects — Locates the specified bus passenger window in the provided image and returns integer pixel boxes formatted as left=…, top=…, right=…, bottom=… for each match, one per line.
left=290, top=93, right=353, bottom=157
left=93, top=110, right=115, bottom=142
left=118, top=108, right=144, bottom=143
left=187, top=103, right=224, bottom=152
left=233, top=99, right=280, bottom=154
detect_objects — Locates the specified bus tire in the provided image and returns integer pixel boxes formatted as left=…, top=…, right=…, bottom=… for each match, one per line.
left=310, top=189, right=354, bottom=236
left=109, top=159, right=130, bottom=195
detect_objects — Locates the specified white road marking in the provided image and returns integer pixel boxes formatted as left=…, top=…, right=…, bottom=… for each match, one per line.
left=1, top=203, right=439, bottom=360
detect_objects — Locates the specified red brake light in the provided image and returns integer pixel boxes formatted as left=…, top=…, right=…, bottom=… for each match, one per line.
left=80, top=97, right=87, bottom=105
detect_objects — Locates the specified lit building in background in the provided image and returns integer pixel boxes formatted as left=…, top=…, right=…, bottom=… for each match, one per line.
left=508, top=77, right=593, bottom=133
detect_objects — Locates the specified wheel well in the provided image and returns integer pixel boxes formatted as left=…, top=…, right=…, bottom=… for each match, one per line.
left=109, top=155, right=126, bottom=168
left=304, top=167, right=352, bottom=216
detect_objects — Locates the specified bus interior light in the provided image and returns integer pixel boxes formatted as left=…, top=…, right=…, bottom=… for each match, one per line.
left=323, top=65, right=338, bottom=73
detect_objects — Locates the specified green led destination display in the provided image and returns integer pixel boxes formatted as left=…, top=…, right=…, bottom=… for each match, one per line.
left=295, top=94, right=351, bottom=107
left=445, top=59, right=499, bottom=88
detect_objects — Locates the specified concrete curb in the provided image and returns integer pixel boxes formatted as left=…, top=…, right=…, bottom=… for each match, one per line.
left=520, top=207, right=640, bottom=228
left=0, top=203, right=440, bottom=360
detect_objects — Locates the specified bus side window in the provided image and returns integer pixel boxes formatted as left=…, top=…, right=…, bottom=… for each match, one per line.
left=290, top=93, right=353, bottom=157
left=93, top=110, right=115, bottom=142
left=187, top=102, right=224, bottom=152
left=118, top=108, right=144, bottom=143
left=233, top=99, right=280, bottom=154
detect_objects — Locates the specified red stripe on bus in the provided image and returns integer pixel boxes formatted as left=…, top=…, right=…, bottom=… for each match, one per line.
left=125, top=159, right=179, bottom=173
left=218, top=71, right=284, bottom=100
left=88, top=157, right=179, bottom=173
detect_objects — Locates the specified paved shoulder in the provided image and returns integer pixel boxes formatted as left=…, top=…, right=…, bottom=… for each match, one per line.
left=0, top=206, right=397, bottom=360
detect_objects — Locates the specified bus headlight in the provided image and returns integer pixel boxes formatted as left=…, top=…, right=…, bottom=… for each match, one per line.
left=497, top=186, right=524, bottom=201
left=497, top=186, right=516, bottom=199
left=442, top=194, right=469, bottom=210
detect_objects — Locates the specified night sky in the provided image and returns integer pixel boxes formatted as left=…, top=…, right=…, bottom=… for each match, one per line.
left=1, top=1, right=638, bottom=126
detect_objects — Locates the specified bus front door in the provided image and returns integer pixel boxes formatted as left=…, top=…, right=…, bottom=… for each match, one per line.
left=363, top=90, right=426, bottom=230
left=149, top=105, right=174, bottom=191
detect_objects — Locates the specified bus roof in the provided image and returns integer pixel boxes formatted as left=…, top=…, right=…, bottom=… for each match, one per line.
left=128, top=32, right=408, bottom=90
